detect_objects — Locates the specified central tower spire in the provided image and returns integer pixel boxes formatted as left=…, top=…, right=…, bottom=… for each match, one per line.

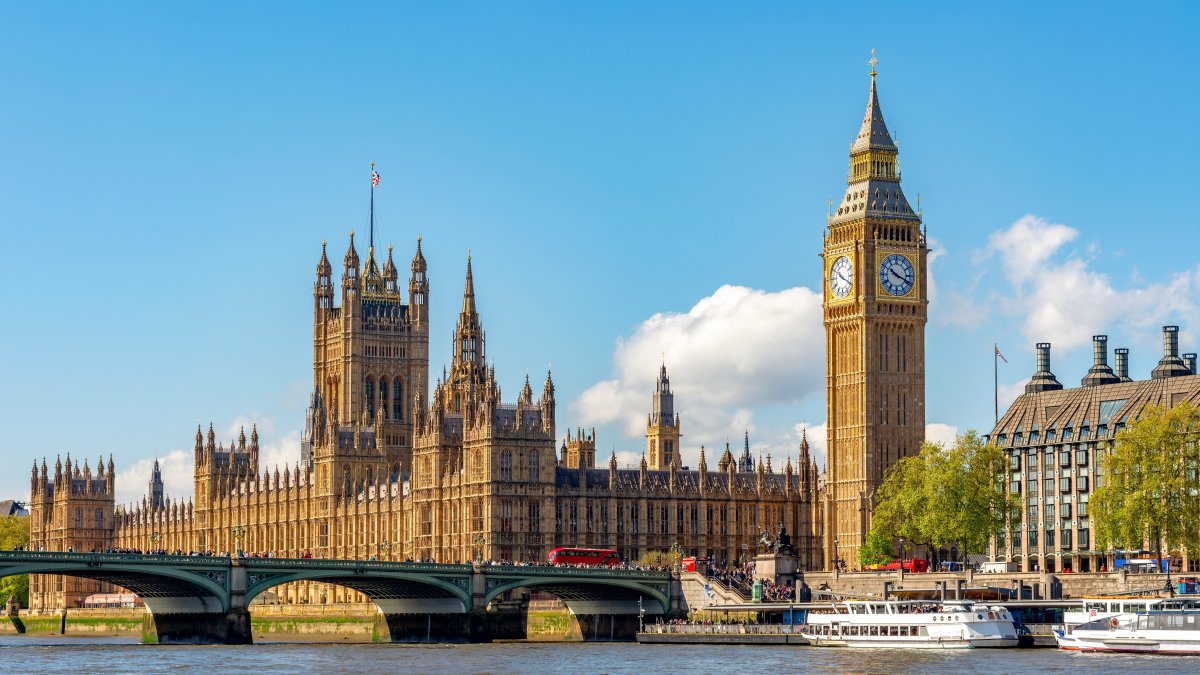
left=821, top=53, right=928, bottom=570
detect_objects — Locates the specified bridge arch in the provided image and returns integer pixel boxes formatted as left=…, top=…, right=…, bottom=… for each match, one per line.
left=0, top=554, right=230, bottom=614
left=483, top=575, right=669, bottom=615
left=242, top=564, right=472, bottom=615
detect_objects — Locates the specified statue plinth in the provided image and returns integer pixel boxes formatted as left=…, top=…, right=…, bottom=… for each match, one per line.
left=755, top=552, right=800, bottom=587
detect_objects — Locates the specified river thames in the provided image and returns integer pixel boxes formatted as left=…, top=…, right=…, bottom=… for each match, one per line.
left=3, top=638, right=1199, bottom=674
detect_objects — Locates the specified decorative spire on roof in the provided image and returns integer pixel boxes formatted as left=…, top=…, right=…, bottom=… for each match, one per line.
left=829, top=51, right=919, bottom=227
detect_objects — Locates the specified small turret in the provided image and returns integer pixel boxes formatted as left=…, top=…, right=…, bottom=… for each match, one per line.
left=383, top=244, right=399, bottom=294
left=315, top=240, right=334, bottom=317
left=408, top=236, right=429, bottom=325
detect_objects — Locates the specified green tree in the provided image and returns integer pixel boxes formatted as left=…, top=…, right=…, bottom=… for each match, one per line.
left=1093, top=402, right=1200, bottom=576
left=636, top=548, right=682, bottom=570
left=859, top=530, right=894, bottom=567
left=0, top=515, right=30, bottom=607
left=871, top=431, right=1018, bottom=566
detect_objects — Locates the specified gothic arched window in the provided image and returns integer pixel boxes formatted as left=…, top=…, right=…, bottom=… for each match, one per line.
left=527, top=450, right=539, bottom=483
left=379, top=377, right=389, bottom=419
left=392, top=380, right=403, bottom=421
left=500, top=451, right=512, bottom=481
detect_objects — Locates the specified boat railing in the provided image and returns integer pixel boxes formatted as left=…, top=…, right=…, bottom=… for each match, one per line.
left=644, top=623, right=798, bottom=635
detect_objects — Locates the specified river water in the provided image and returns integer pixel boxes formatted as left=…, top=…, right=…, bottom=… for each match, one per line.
left=2, top=637, right=1198, bottom=674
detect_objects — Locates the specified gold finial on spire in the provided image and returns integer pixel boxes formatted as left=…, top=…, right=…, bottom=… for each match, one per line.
left=869, top=48, right=878, bottom=78
left=827, top=196, right=833, bottom=217
left=370, top=161, right=375, bottom=167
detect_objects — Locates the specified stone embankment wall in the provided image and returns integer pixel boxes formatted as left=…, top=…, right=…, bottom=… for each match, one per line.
left=800, top=569, right=1175, bottom=600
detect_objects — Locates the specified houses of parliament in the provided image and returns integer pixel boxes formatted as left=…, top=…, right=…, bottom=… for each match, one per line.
left=27, top=61, right=927, bottom=610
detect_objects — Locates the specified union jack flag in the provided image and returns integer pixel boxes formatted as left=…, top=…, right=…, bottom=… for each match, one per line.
left=371, top=168, right=381, bottom=187
left=995, top=344, right=1007, bottom=363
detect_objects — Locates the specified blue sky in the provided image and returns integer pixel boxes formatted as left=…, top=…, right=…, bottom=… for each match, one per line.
left=2, top=2, right=1198, bottom=503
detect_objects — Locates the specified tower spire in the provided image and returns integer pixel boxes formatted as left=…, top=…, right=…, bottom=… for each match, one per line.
left=463, top=252, right=476, bottom=316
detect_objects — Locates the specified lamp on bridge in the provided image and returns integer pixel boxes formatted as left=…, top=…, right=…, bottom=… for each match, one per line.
left=378, top=539, right=391, bottom=561
left=471, top=534, right=486, bottom=564
left=833, top=537, right=841, bottom=572
left=150, top=531, right=163, bottom=554
left=899, top=537, right=906, bottom=571
left=230, top=526, right=247, bottom=558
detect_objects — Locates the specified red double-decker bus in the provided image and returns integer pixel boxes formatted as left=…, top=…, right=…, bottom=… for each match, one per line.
left=547, top=548, right=620, bottom=566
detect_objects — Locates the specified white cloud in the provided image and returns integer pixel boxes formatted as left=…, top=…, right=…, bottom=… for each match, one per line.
left=924, top=422, right=959, bottom=447
left=116, top=449, right=192, bottom=506
left=978, top=215, right=1200, bottom=352
left=573, top=284, right=824, bottom=445
left=114, top=417, right=303, bottom=506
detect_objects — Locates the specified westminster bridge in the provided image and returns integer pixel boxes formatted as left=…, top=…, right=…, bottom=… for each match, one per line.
left=0, top=551, right=677, bottom=644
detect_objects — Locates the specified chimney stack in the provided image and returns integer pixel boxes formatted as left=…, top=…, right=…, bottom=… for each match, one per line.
left=1114, top=348, right=1132, bottom=382
left=1151, top=326, right=1191, bottom=379
left=1082, top=335, right=1120, bottom=386
left=1185, top=353, right=1198, bottom=376
left=1026, top=342, right=1064, bottom=393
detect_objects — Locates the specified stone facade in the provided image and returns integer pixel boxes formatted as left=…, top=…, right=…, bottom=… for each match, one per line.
left=26, top=59, right=934, bottom=609
left=29, top=235, right=822, bottom=609
left=821, top=63, right=928, bottom=567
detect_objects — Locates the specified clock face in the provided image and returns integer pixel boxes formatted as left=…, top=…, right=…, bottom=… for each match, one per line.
left=829, top=256, right=853, bottom=299
left=879, top=254, right=915, bottom=296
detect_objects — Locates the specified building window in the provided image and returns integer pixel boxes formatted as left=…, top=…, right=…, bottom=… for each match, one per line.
left=1077, top=476, right=1089, bottom=492
left=95, top=509, right=103, bottom=529
left=1045, top=529, right=1055, bottom=548
left=528, top=451, right=540, bottom=482
left=500, top=500, right=512, bottom=532
left=1060, top=477, right=1071, bottom=492
left=1075, top=447, right=1088, bottom=466
left=1078, top=496, right=1089, bottom=517
left=392, top=380, right=403, bottom=420
left=500, top=452, right=512, bottom=481
left=1059, top=450, right=1070, bottom=467
left=528, top=501, right=540, bottom=532
left=1061, top=529, right=1073, bottom=550
left=1078, top=528, right=1090, bottom=549
left=1027, top=529, right=1038, bottom=549
left=1060, top=502, right=1071, bottom=519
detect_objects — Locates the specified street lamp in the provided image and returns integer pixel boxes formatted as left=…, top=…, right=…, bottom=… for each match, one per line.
left=378, top=539, right=391, bottom=561
left=230, top=525, right=247, bottom=558
left=471, top=533, right=486, bottom=563
left=899, top=537, right=906, bottom=571
left=150, top=531, right=163, bottom=554
left=833, top=538, right=840, bottom=572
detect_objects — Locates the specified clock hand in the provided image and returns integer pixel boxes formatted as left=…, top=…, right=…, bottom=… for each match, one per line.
left=888, top=267, right=905, bottom=284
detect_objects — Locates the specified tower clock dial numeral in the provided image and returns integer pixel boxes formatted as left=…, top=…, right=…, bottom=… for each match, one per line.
left=879, top=254, right=915, bottom=296
left=829, top=256, right=853, bottom=299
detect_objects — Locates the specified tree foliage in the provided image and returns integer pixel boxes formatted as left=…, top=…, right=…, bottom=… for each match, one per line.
left=636, top=548, right=683, bottom=569
left=1093, top=402, right=1200, bottom=568
left=871, top=431, right=1019, bottom=563
left=0, top=515, right=30, bottom=606
left=859, top=530, right=894, bottom=567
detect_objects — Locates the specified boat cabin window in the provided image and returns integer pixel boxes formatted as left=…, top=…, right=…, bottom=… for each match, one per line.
left=1137, top=613, right=1200, bottom=631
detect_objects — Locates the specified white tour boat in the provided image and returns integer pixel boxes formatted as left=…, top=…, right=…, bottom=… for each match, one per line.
left=800, top=600, right=1018, bottom=648
left=1056, top=604, right=1200, bottom=653
left=1063, top=597, right=1178, bottom=631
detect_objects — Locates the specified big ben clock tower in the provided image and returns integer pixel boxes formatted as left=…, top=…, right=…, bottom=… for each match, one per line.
left=821, top=54, right=927, bottom=569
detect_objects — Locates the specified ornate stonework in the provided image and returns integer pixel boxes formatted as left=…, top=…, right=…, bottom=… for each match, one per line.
left=821, top=63, right=928, bottom=568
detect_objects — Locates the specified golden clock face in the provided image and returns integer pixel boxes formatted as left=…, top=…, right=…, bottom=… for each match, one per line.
left=829, top=256, right=853, bottom=299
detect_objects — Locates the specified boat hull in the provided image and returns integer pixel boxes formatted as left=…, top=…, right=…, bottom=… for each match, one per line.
left=803, top=635, right=1017, bottom=649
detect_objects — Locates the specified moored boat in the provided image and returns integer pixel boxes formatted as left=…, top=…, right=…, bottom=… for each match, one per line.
left=1057, top=606, right=1200, bottom=654
left=799, top=600, right=1018, bottom=648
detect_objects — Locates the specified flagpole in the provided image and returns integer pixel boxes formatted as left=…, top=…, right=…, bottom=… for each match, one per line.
left=369, top=161, right=376, bottom=251
left=994, top=343, right=999, bottom=426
